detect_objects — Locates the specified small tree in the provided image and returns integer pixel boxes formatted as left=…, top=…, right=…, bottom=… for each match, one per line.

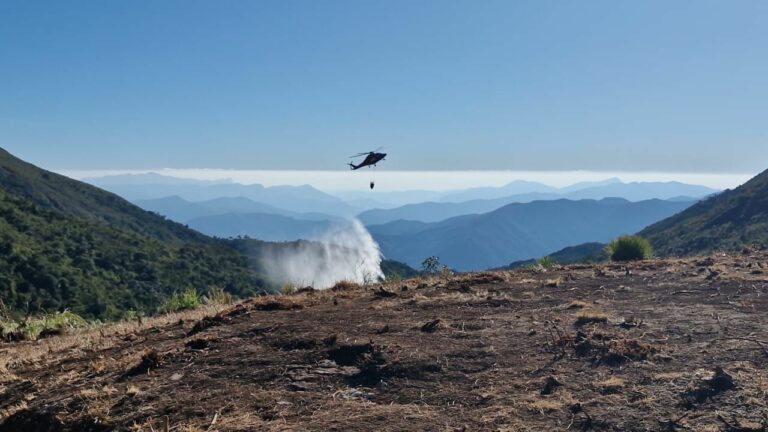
left=606, top=235, right=653, bottom=262
left=421, top=256, right=441, bottom=275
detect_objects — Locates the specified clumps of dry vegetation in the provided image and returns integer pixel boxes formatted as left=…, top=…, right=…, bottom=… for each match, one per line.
left=553, top=329, right=659, bottom=366
left=563, top=300, right=589, bottom=310
left=331, top=280, right=361, bottom=291
left=593, top=376, right=626, bottom=394
left=574, top=310, right=608, bottom=326
left=5, top=252, right=768, bottom=431
left=125, top=349, right=165, bottom=377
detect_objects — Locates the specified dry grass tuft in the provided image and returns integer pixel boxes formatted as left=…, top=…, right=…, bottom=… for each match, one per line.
left=527, top=399, right=563, bottom=412
left=331, top=280, right=361, bottom=291
left=593, top=376, right=626, bottom=394
left=0, top=301, right=229, bottom=372
left=653, top=372, right=686, bottom=381
left=575, top=310, right=608, bottom=326
left=564, top=300, right=589, bottom=310
left=79, top=388, right=100, bottom=399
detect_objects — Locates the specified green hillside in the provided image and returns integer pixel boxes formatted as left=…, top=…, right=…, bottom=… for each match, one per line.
left=0, top=148, right=205, bottom=242
left=0, top=149, right=265, bottom=320
left=0, top=189, right=262, bottom=320
left=640, top=169, right=768, bottom=256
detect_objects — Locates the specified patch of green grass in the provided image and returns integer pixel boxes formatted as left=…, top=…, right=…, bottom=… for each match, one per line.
left=281, top=282, right=298, bottom=295
left=0, top=319, right=20, bottom=338
left=159, top=288, right=202, bottom=313
left=1, top=311, right=89, bottom=341
left=606, top=235, right=653, bottom=262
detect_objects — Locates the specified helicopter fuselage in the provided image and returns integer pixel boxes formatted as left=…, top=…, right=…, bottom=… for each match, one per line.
left=349, top=152, right=386, bottom=170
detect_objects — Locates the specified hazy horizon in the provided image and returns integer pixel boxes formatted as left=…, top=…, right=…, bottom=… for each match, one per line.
left=60, top=168, right=754, bottom=192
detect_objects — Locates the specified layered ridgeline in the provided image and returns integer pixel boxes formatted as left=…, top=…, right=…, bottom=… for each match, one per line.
left=358, top=180, right=717, bottom=225
left=369, top=198, right=694, bottom=271
left=640, top=169, right=768, bottom=256
left=0, top=149, right=264, bottom=320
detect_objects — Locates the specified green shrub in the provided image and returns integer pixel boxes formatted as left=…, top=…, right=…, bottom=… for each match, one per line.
left=160, top=288, right=202, bottom=313
left=1, top=311, right=88, bottom=341
left=537, top=256, right=556, bottom=268
left=421, top=256, right=441, bottom=275
left=606, top=235, right=653, bottom=262
left=0, top=320, right=19, bottom=339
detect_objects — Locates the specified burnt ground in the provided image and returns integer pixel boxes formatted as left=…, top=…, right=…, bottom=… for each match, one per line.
left=2, top=252, right=768, bottom=431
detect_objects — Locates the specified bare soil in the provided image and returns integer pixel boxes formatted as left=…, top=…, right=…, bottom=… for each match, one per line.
left=2, top=252, right=768, bottom=431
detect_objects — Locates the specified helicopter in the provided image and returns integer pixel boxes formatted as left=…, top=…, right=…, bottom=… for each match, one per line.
left=348, top=148, right=387, bottom=189
left=348, top=149, right=387, bottom=170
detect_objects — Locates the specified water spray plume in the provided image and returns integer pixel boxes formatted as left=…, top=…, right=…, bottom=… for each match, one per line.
left=259, top=219, right=384, bottom=289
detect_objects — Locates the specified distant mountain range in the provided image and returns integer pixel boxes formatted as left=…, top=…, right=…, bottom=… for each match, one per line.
left=136, top=195, right=338, bottom=223
left=436, top=180, right=559, bottom=202
left=369, top=198, right=694, bottom=271
left=640, top=168, right=768, bottom=256
left=358, top=179, right=714, bottom=225
left=133, top=195, right=339, bottom=242
left=187, top=212, right=333, bottom=242
left=84, top=173, right=355, bottom=216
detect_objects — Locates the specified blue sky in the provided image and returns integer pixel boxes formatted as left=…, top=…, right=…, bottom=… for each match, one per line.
left=2, top=0, right=767, bottom=173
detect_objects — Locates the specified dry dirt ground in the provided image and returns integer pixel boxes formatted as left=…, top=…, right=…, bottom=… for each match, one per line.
left=2, top=252, right=768, bottom=431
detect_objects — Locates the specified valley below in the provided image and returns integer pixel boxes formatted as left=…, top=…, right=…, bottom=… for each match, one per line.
left=2, top=252, right=767, bottom=431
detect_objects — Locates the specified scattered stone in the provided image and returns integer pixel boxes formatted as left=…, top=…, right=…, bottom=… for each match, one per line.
left=185, top=339, right=210, bottom=350
left=682, top=366, right=736, bottom=407
left=374, top=287, right=397, bottom=298
left=323, top=334, right=338, bottom=346
left=540, top=375, right=562, bottom=395
left=255, top=300, right=304, bottom=311
left=125, top=350, right=163, bottom=377
left=421, top=319, right=441, bottom=333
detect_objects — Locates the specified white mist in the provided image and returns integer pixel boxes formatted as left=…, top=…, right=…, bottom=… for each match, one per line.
left=260, top=219, right=384, bottom=289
